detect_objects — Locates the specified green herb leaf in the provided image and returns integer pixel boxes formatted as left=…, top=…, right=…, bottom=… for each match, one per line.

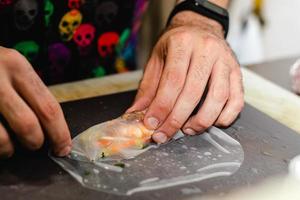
left=84, top=171, right=91, bottom=176
left=114, top=162, right=125, bottom=168
left=101, top=152, right=105, bottom=158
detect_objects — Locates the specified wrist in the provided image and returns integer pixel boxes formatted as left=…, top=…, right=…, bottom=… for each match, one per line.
left=168, top=11, right=224, bottom=38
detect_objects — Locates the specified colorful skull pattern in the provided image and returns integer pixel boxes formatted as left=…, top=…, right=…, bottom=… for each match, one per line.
left=14, top=0, right=38, bottom=30
left=94, top=1, right=118, bottom=28
left=44, top=0, right=54, bottom=26
left=0, top=0, right=13, bottom=9
left=73, top=24, right=95, bottom=48
left=59, top=9, right=82, bottom=41
left=97, top=32, right=119, bottom=57
left=48, top=43, right=71, bottom=81
left=14, top=40, right=39, bottom=62
left=68, top=0, right=82, bottom=9
left=4, top=0, right=147, bottom=82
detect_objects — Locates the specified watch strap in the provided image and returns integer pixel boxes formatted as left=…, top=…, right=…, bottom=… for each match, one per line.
left=167, top=0, right=229, bottom=38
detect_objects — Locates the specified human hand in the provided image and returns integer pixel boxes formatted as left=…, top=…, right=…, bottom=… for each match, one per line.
left=0, top=47, right=71, bottom=158
left=127, top=11, right=244, bottom=143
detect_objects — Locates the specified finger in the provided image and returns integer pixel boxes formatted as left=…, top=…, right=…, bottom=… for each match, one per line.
left=0, top=122, right=14, bottom=158
left=0, top=81, right=44, bottom=150
left=126, top=51, right=163, bottom=113
left=12, top=65, right=71, bottom=156
left=152, top=52, right=215, bottom=143
left=183, top=60, right=231, bottom=134
left=144, top=38, right=192, bottom=130
left=215, top=67, right=244, bottom=127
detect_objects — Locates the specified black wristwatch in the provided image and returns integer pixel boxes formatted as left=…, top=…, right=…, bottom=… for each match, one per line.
left=167, top=0, right=230, bottom=38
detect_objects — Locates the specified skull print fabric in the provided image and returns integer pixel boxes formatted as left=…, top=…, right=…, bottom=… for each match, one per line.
left=59, top=9, right=83, bottom=41
left=14, top=0, right=38, bottom=30
left=0, top=0, right=148, bottom=85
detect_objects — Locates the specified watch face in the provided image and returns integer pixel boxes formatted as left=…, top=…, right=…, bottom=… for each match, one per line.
left=195, top=0, right=228, bottom=16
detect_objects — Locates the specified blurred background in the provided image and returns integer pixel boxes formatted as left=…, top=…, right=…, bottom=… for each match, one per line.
left=138, top=0, right=300, bottom=66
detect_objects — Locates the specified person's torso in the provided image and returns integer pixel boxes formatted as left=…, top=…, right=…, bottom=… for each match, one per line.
left=0, top=0, right=148, bottom=85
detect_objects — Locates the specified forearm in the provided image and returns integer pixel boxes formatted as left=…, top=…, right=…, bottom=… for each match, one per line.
left=176, top=0, right=230, bottom=9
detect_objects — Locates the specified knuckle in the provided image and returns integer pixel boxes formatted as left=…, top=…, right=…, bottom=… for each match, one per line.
left=1, top=48, right=29, bottom=72
left=212, top=86, right=229, bottom=103
left=55, top=131, right=71, bottom=147
left=15, top=114, right=44, bottom=150
left=39, top=100, right=61, bottom=122
left=4, top=49, right=22, bottom=63
left=233, top=67, right=243, bottom=77
left=191, top=62, right=211, bottom=81
left=28, top=137, right=44, bottom=150
left=235, top=99, right=245, bottom=112
left=233, top=59, right=241, bottom=68
left=169, top=31, right=191, bottom=44
left=164, top=70, right=185, bottom=90
left=17, top=114, right=39, bottom=135
left=194, top=117, right=211, bottom=129
left=1, top=48, right=20, bottom=59
left=152, top=99, right=172, bottom=116
left=217, top=118, right=231, bottom=127
left=136, top=83, right=148, bottom=98
left=0, top=89, right=9, bottom=106
left=168, top=116, right=183, bottom=130
left=203, top=35, right=219, bottom=49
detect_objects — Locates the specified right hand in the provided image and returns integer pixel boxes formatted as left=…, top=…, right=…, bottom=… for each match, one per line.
left=0, top=46, right=71, bottom=158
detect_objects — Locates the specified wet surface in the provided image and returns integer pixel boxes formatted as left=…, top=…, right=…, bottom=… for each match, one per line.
left=1, top=90, right=300, bottom=200
left=51, top=127, right=244, bottom=195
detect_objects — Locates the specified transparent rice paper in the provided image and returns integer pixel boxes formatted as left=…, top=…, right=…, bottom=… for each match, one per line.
left=51, top=114, right=244, bottom=195
left=70, top=112, right=154, bottom=162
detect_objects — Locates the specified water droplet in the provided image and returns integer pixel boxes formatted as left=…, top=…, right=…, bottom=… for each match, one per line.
left=204, top=152, right=212, bottom=156
left=251, top=168, right=259, bottom=174
left=125, top=163, right=131, bottom=167
left=181, top=187, right=202, bottom=195
left=162, top=152, right=169, bottom=156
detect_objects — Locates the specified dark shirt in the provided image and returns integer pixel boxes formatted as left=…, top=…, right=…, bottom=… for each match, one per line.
left=0, top=0, right=148, bottom=85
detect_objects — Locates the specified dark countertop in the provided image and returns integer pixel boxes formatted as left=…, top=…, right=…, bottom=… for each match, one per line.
left=1, top=90, right=300, bottom=200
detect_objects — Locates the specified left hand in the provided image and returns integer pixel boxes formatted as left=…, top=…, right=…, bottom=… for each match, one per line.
left=127, top=11, right=244, bottom=143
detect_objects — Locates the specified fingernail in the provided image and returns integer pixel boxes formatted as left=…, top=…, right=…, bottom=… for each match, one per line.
left=125, top=106, right=135, bottom=113
left=184, top=128, right=197, bottom=135
left=152, top=132, right=168, bottom=144
left=146, top=117, right=159, bottom=130
left=57, top=145, right=71, bottom=157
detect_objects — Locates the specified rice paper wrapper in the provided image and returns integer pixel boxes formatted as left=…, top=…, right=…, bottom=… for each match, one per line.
left=50, top=113, right=244, bottom=196
left=70, top=112, right=154, bottom=162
